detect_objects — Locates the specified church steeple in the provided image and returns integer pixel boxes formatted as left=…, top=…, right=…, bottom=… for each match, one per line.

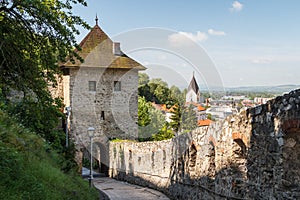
left=95, top=14, right=98, bottom=26
left=186, top=73, right=200, bottom=103
left=188, top=73, right=199, bottom=94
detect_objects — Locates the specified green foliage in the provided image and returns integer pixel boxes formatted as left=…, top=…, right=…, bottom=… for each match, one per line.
left=138, top=74, right=184, bottom=107
left=138, top=96, right=151, bottom=126
left=151, top=122, right=174, bottom=141
left=0, top=0, right=89, bottom=97
left=0, top=2, right=100, bottom=198
left=0, top=0, right=89, bottom=147
left=138, top=104, right=165, bottom=141
left=138, top=84, right=153, bottom=102
left=60, top=141, right=79, bottom=173
left=181, top=104, right=197, bottom=131
left=7, top=96, right=64, bottom=147
left=169, top=85, right=184, bottom=105
left=170, top=103, right=181, bottom=132
left=138, top=74, right=186, bottom=141
left=110, top=138, right=135, bottom=142
left=138, top=72, right=149, bottom=86
left=148, top=78, right=168, bottom=88
left=207, top=113, right=213, bottom=120
left=0, top=110, right=98, bottom=200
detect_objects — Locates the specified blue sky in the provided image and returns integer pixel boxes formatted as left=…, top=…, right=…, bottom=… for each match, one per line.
left=74, top=0, right=300, bottom=89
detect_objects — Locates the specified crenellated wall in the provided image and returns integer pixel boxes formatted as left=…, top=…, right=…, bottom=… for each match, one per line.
left=108, top=89, right=300, bottom=199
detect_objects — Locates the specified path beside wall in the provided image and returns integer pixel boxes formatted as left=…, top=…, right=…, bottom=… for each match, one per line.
left=108, top=89, right=300, bottom=199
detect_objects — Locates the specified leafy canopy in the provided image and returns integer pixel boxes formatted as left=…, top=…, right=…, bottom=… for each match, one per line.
left=0, top=0, right=89, bottom=97
left=0, top=0, right=89, bottom=147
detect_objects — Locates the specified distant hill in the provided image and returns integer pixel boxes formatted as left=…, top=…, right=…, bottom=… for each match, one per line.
left=182, top=84, right=300, bottom=95
left=225, top=85, right=300, bottom=94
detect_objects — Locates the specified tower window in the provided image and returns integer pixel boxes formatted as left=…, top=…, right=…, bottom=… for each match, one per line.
left=101, top=111, right=105, bottom=120
left=114, top=81, right=121, bottom=91
left=89, top=81, right=96, bottom=91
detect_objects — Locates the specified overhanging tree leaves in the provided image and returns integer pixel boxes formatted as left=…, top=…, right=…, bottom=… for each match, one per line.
left=0, top=0, right=89, bottom=96
left=0, top=0, right=89, bottom=144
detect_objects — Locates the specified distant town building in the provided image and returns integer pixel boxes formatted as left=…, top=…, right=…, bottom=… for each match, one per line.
left=206, top=105, right=237, bottom=120
left=184, top=74, right=212, bottom=127
left=254, top=97, right=273, bottom=104
left=186, top=74, right=201, bottom=103
left=185, top=102, right=212, bottom=127
left=151, top=102, right=177, bottom=123
left=222, top=95, right=247, bottom=101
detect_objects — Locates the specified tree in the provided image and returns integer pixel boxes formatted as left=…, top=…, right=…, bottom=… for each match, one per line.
left=0, top=0, right=89, bottom=97
left=170, top=103, right=181, bottom=132
left=138, top=101, right=165, bottom=141
left=149, top=78, right=168, bottom=88
left=181, top=104, right=197, bottom=131
left=138, top=72, right=149, bottom=86
left=154, top=84, right=170, bottom=104
left=152, top=122, right=174, bottom=141
left=138, top=96, right=151, bottom=127
left=0, top=0, right=89, bottom=144
left=169, top=85, right=181, bottom=100
left=138, top=84, right=153, bottom=102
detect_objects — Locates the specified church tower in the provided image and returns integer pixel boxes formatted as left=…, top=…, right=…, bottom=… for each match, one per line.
left=186, top=73, right=201, bottom=103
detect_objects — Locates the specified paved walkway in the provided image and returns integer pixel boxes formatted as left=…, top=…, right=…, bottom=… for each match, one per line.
left=93, top=177, right=170, bottom=200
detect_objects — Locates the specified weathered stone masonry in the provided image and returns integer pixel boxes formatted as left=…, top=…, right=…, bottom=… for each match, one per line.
left=109, top=89, right=300, bottom=199
left=58, top=21, right=145, bottom=170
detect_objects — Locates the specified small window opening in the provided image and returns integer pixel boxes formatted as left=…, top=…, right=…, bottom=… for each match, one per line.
left=89, top=81, right=96, bottom=91
left=101, top=111, right=105, bottom=120
left=114, top=81, right=121, bottom=91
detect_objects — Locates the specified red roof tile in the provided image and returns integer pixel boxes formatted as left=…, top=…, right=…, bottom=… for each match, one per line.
left=198, top=119, right=212, bottom=126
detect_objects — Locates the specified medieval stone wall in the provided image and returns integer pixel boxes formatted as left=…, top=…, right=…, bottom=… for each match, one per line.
left=108, top=89, right=300, bottom=199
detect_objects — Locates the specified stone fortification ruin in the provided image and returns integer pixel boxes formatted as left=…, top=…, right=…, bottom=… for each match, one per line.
left=58, top=19, right=145, bottom=170
left=108, top=89, right=300, bottom=199
left=56, top=16, right=300, bottom=199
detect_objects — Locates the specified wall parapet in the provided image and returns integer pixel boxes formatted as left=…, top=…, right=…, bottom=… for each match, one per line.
left=109, top=89, right=300, bottom=199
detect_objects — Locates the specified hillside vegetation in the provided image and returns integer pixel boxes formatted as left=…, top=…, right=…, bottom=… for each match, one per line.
left=0, top=110, right=98, bottom=200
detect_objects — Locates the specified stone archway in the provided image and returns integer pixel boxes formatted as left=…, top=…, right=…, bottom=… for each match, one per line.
left=93, top=141, right=110, bottom=176
left=207, top=142, right=216, bottom=178
left=188, top=143, right=197, bottom=177
left=232, top=133, right=248, bottom=179
left=282, top=119, right=300, bottom=189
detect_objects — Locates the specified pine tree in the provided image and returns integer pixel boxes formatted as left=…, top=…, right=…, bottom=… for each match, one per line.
left=181, top=104, right=197, bottom=131
left=170, top=103, right=181, bottom=132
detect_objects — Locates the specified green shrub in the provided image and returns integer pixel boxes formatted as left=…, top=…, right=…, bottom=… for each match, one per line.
left=0, top=110, right=98, bottom=200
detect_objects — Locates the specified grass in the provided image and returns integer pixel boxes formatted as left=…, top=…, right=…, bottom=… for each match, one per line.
left=0, top=110, right=99, bottom=200
left=110, top=138, right=136, bottom=142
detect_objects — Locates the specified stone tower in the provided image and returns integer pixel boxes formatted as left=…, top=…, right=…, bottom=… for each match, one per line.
left=60, top=17, right=146, bottom=171
left=186, top=73, right=201, bottom=103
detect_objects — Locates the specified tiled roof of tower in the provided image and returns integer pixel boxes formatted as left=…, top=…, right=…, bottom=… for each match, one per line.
left=61, top=22, right=146, bottom=70
left=188, top=75, right=199, bottom=94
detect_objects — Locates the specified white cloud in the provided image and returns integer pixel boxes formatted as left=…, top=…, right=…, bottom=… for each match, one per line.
left=208, top=29, right=226, bottom=36
left=168, top=31, right=207, bottom=47
left=251, top=58, right=272, bottom=64
left=158, top=55, right=167, bottom=60
left=142, top=61, right=150, bottom=65
left=230, top=1, right=243, bottom=12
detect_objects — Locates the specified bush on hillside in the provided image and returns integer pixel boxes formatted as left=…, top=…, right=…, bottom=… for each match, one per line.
left=0, top=110, right=98, bottom=200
